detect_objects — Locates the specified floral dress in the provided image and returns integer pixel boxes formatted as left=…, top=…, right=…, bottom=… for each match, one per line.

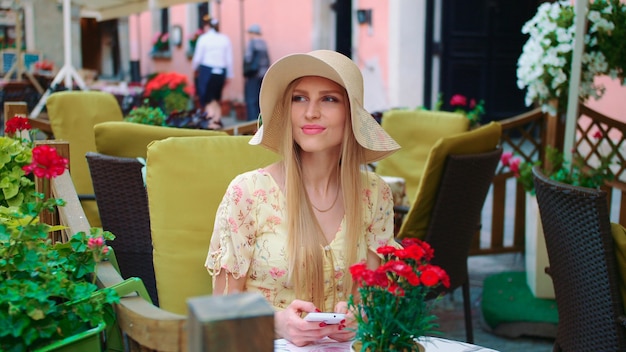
left=205, top=168, right=398, bottom=312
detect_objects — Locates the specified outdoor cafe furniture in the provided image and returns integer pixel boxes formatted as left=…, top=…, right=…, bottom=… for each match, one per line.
left=274, top=336, right=499, bottom=351
left=533, top=166, right=626, bottom=351
left=87, top=124, right=228, bottom=306
left=46, top=90, right=125, bottom=227
left=394, top=121, right=502, bottom=343
left=145, top=135, right=279, bottom=315
left=375, top=109, right=469, bottom=206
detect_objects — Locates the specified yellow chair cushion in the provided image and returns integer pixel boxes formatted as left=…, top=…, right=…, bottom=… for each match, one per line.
left=46, top=91, right=124, bottom=227
left=376, top=109, right=469, bottom=205
left=146, top=135, right=280, bottom=315
left=610, top=222, right=626, bottom=313
left=398, top=121, right=502, bottom=239
left=94, top=121, right=228, bottom=159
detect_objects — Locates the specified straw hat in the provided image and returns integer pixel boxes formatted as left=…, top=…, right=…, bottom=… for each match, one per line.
left=250, top=50, right=400, bottom=163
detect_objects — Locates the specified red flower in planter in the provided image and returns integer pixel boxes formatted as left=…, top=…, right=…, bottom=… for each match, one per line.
left=348, top=238, right=450, bottom=351
left=449, top=94, right=468, bottom=107
left=22, top=145, right=68, bottom=179
left=5, top=115, right=32, bottom=135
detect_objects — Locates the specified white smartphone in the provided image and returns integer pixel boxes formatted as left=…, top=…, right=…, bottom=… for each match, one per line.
left=304, top=312, right=346, bottom=325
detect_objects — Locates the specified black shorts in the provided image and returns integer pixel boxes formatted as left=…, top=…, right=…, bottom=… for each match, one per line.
left=197, top=65, right=226, bottom=105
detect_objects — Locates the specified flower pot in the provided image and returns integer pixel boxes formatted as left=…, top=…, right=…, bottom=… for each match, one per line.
left=33, top=322, right=105, bottom=352
left=525, top=194, right=555, bottom=299
left=351, top=339, right=425, bottom=352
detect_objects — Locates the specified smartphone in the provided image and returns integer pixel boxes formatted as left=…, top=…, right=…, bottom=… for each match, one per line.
left=303, top=312, right=346, bottom=325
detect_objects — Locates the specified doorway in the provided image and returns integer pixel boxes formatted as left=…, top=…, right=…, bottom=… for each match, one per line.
left=81, top=18, right=120, bottom=80
left=436, top=0, right=542, bottom=122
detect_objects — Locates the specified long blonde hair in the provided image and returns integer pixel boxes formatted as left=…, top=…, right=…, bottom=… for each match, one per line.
left=277, top=78, right=366, bottom=309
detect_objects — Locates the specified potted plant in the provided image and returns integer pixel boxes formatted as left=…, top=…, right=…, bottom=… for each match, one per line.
left=143, top=71, right=193, bottom=115
left=434, top=93, right=485, bottom=128
left=517, top=0, right=626, bottom=115
left=348, top=238, right=450, bottom=352
left=0, top=117, right=119, bottom=351
left=151, top=32, right=170, bottom=57
left=0, top=116, right=37, bottom=209
left=501, top=144, right=615, bottom=195
left=124, top=99, right=168, bottom=126
left=187, top=28, right=204, bottom=57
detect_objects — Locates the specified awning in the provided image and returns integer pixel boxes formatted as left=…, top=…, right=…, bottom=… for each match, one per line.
left=71, top=0, right=207, bottom=21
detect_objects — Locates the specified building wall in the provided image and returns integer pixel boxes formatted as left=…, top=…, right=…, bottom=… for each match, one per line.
left=24, top=1, right=626, bottom=125
left=131, top=1, right=321, bottom=102
left=31, top=1, right=81, bottom=69
left=587, top=77, right=626, bottom=125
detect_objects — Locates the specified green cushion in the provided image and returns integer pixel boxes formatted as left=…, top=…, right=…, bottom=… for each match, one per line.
left=46, top=91, right=124, bottom=227
left=146, top=135, right=280, bottom=315
left=376, top=109, right=469, bottom=205
left=482, top=271, right=558, bottom=330
left=94, top=121, right=228, bottom=159
left=398, top=121, right=501, bottom=239
left=611, top=222, right=626, bottom=313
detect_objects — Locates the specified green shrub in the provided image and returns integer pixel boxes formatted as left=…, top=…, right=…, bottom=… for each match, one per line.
left=124, top=99, right=167, bottom=126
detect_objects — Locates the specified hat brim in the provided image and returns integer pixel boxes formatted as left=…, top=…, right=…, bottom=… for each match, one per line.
left=250, top=51, right=399, bottom=163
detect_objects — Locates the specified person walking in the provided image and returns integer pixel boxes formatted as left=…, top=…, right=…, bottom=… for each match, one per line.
left=242, top=24, right=270, bottom=121
left=192, top=16, right=233, bottom=129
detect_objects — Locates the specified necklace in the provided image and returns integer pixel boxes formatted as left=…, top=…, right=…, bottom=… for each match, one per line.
left=310, top=186, right=340, bottom=213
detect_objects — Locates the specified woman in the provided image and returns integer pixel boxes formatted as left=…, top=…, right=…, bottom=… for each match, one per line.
left=205, top=50, right=400, bottom=346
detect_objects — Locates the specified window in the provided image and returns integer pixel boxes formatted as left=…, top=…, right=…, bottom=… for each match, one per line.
left=152, top=8, right=170, bottom=58
left=197, top=3, right=209, bottom=30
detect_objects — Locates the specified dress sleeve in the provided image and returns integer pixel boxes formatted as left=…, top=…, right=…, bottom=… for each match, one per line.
left=365, top=172, right=401, bottom=253
left=205, top=173, right=258, bottom=280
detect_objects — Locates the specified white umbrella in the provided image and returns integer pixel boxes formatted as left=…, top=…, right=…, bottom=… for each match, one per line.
left=30, top=0, right=86, bottom=118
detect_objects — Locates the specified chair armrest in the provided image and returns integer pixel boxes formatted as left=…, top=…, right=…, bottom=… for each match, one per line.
left=78, top=194, right=96, bottom=201
left=394, top=205, right=409, bottom=215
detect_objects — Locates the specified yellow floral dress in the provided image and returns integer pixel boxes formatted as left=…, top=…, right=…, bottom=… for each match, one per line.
left=205, top=168, right=397, bottom=312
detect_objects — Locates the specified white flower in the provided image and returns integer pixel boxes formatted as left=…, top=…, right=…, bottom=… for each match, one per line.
left=517, top=0, right=625, bottom=112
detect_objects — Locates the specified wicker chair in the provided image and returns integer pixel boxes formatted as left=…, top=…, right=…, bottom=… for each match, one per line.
left=85, top=152, right=158, bottom=306
left=532, top=166, right=626, bottom=351
left=400, top=148, right=501, bottom=343
left=392, top=122, right=502, bottom=343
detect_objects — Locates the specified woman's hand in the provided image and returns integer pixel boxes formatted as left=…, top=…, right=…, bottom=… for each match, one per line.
left=327, top=301, right=356, bottom=342
left=275, top=299, right=349, bottom=347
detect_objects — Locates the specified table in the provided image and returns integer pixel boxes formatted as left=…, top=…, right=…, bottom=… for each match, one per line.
left=274, top=337, right=499, bottom=351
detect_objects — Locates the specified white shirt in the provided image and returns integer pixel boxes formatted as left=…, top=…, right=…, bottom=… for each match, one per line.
left=191, top=29, right=234, bottom=78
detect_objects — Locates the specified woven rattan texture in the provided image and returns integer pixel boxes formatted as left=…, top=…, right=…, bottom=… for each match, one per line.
left=86, top=152, right=158, bottom=306
left=426, top=148, right=502, bottom=290
left=533, top=167, right=626, bottom=351
left=424, top=148, right=502, bottom=343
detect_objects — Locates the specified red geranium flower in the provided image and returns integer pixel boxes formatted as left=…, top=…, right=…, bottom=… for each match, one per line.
left=5, top=116, right=32, bottom=135
left=348, top=238, right=450, bottom=348
left=449, top=94, right=467, bottom=107
left=22, top=145, right=69, bottom=179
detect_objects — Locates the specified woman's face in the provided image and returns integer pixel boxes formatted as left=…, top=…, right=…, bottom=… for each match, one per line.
left=290, top=76, right=347, bottom=155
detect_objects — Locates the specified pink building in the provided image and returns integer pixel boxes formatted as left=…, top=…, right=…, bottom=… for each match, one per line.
left=12, top=0, right=626, bottom=122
